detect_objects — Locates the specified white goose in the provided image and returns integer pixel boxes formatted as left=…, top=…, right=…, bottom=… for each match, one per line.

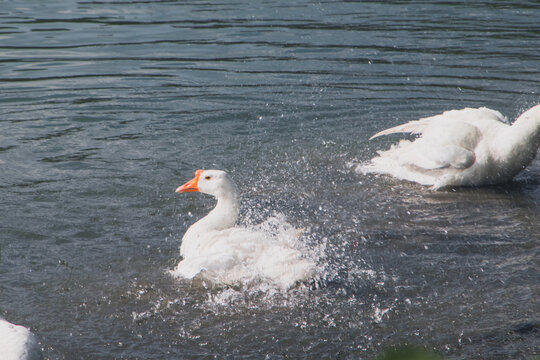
left=358, top=105, right=540, bottom=189
left=171, top=169, right=315, bottom=289
left=0, top=318, right=42, bottom=360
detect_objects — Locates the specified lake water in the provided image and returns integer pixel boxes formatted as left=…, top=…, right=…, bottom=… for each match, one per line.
left=1, top=1, right=539, bottom=359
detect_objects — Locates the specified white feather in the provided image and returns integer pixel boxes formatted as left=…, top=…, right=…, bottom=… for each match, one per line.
left=171, top=170, right=315, bottom=289
left=359, top=105, right=540, bottom=189
left=0, top=318, right=42, bottom=360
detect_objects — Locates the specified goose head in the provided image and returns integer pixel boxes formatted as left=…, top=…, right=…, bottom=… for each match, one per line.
left=176, top=169, right=239, bottom=200
left=175, top=169, right=240, bottom=237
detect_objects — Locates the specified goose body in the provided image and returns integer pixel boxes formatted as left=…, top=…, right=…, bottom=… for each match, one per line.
left=358, top=105, right=540, bottom=189
left=0, top=318, right=42, bottom=360
left=171, top=169, right=315, bottom=289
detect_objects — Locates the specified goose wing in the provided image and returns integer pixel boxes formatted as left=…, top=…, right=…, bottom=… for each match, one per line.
left=370, top=107, right=506, bottom=140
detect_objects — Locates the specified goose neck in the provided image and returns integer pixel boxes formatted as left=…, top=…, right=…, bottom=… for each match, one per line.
left=200, top=191, right=240, bottom=232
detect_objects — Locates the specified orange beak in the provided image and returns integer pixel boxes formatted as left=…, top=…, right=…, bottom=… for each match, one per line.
left=175, top=169, right=204, bottom=193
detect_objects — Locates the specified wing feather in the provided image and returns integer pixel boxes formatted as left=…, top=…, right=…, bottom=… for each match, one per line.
left=369, top=107, right=507, bottom=140
left=369, top=119, right=429, bottom=140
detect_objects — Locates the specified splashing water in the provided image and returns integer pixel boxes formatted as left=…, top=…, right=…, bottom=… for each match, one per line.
left=169, top=213, right=322, bottom=291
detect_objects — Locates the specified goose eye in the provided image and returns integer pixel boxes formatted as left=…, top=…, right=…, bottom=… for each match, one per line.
left=205, top=176, right=211, bottom=180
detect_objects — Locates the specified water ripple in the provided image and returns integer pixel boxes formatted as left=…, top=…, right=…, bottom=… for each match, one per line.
left=1, top=1, right=539, bottom=359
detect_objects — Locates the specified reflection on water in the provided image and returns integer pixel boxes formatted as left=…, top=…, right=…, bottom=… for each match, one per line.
left=1, top=0, right=539, bottom=359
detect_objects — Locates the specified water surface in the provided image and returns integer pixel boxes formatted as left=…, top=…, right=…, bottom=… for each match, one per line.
left=1, top=1, right=539, bottom=359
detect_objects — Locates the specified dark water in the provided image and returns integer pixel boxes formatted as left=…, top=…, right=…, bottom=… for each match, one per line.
left=1, top=1, right=539, bottom=359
